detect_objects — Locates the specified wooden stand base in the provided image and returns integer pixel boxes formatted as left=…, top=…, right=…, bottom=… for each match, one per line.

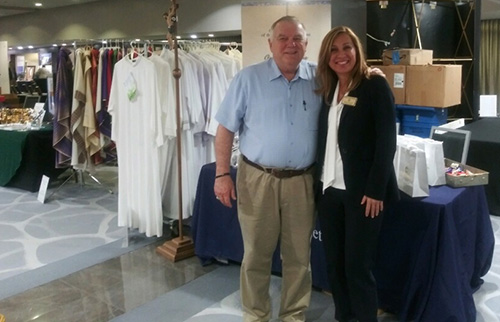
left=156, top=236, right=195, bottom=262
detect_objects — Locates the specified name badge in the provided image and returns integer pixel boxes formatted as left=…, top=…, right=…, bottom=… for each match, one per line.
left=341, top=96, right=357, bottom=106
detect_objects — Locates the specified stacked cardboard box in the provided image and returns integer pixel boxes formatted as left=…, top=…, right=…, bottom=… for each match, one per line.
left=378, top=49, right=462, bottom=108
left=382, top=48, right=433, bottom=66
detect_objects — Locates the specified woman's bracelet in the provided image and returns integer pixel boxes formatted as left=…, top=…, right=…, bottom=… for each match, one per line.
left=215, top=172, right=230, bottom=179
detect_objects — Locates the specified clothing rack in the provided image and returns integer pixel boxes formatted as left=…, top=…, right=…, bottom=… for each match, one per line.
left=65, top=38, right=241, bottom=48
left=46, top=168, right=114, bottom=202
left=51, top=42, right=119, bottom=200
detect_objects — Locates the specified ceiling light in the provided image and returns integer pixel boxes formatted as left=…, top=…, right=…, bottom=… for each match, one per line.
left=430, top=1, right=437, bottom=9
left=17, top=46, right=23, bottom=50
left=35, top=3, right=42, bottom=7
left=208, top=34, right=214, bottom=38
left=379, top=1, right=388, bottom=9
left=190, top=35, right=197, bottom=39
left=52, top=44, right=58, bottom=47
left=28, top=45, right=34, bottom=49
left=176, top=36, right=181, bottom=39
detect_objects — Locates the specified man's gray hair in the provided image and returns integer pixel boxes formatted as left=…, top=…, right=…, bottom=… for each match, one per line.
left=269, top=16, right=307, bottom=40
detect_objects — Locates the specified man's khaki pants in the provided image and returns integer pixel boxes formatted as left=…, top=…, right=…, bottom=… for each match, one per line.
left=237, top=159, right=315, bottom=322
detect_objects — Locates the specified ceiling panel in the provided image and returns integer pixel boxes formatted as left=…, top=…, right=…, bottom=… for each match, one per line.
left=0, top=0, right=498, bottom=19
left=0, top=0, right=106, bottom=17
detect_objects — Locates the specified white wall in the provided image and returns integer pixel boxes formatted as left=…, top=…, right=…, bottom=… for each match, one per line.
left=0, top=41, right=9, bottom=94
left=482, top=0, right=500, bottom=20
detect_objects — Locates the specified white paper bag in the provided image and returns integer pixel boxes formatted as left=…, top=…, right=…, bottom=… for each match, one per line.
left=423, top=139, right=446, bottom=186
left=401, top=135, right=446, bottom=186
left=397, top=145, right=429, bottom=197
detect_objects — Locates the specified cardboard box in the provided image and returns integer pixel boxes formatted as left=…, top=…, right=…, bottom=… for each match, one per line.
left=445, top=158, right=489, bottom=187
left=382, top=49, right=433, bottom=66
left=379, top=65, right=406, bottom=105
left=405, top=65, right=462, bottom=108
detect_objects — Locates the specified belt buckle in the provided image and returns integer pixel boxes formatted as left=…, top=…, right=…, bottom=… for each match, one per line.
left=271, top=168, right=287, bottom=179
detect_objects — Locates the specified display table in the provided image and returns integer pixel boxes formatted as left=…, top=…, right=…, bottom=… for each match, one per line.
left=0, top=126, right=66, bottom=192
left=461, top=118, right=500, bottom=216
left=191, top=162, right=494, bottom=322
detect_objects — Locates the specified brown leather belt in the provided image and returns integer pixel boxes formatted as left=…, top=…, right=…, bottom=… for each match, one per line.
left=242, top=155, right=313, bottom=179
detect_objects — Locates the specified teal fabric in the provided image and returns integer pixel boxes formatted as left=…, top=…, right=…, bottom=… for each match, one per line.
left=0, top=126, right=51, bottom=186
left=0, top=129, right=30, bottom=185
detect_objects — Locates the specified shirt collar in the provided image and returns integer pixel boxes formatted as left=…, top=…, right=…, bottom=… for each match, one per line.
left=268, top=58, right=312, bottom=82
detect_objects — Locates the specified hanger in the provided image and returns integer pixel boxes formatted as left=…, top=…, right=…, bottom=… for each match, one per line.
left=128, top=40, right=140, bottom=62
left=143, top=40, right=153, bottom=57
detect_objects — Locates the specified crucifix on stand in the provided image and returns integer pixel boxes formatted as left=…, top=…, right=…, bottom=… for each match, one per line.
left=156, top=0, right=196, bottom=262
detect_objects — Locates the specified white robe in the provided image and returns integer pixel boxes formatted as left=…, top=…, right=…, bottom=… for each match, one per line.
left=108, top=54, right=164, bottom=237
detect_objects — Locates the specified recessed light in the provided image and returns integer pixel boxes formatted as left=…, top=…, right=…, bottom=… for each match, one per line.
left=208, top=34, right=214, bottom=37
left=17, top=46, right=23, bottom=50
left=190, top=35, right=197, bottom=39
left=35, top=3, right=42, bottom=7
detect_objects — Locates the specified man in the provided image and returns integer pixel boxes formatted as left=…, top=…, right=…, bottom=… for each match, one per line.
left=34, top=65, right=51, bottom=79
left=214, top=16, right=321, bottom=322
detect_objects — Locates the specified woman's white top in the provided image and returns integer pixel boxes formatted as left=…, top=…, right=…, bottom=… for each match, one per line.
left=322, top=82, right=346, bottom=192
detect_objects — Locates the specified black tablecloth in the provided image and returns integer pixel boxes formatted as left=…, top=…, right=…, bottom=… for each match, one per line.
left=0, top=127, right=66, bottom=192
left=191, top=162, right=494, bottom=322
left=461, top=118, right=500, bottom=216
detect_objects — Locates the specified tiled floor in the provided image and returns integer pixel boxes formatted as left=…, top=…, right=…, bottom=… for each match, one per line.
left=0, top=240, right=216, bottom=322
left=1, top=166, right=500, bottom=321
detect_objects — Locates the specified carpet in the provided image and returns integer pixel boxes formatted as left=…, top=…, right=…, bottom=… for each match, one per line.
left=0, top=166, right=161, bottom=300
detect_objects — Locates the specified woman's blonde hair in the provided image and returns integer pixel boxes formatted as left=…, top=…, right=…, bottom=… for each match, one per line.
left=315, top=26, right=370, bottom=102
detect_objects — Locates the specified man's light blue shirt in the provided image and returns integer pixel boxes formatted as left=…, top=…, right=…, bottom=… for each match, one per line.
left=215, top=58, right=321, bottom=169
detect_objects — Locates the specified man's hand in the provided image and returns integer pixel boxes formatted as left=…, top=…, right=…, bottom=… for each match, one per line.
left=214, top=175, right=237, bottom=208
left=369, top=67, right=386, bottom=78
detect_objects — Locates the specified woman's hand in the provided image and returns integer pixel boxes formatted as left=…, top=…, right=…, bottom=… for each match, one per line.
left=361, top=195, right=383, bottom=218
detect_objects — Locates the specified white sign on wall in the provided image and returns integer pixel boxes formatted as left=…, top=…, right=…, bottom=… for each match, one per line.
left=0, top=41, right=10, bottom=94
left=241, top=1, right=331, bottom=67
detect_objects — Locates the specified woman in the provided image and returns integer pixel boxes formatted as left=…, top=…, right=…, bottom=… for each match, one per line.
left=315, top=26, right=400, bottom=322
